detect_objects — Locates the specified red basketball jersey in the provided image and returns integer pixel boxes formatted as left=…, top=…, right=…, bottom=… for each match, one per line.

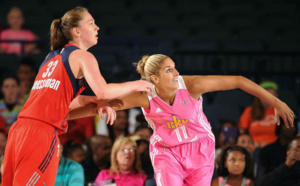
left=18, top=44, right=86, bottom=134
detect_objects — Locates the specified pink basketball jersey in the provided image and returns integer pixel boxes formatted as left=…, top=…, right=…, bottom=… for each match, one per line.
left=142, top=76, right=215, bottom=147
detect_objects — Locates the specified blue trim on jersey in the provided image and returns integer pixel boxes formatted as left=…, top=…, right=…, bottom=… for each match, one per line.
left=39, top=45, right=85, bottom=98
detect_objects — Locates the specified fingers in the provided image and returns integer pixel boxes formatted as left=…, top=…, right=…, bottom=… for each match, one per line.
left=289, top=111, right=294, bottom=127
left=98, top=108, right=104, bottom=120
left=276, top=115, right=280, bottom=126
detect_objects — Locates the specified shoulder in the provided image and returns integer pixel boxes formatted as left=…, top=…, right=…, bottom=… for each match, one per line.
left=69, top=50, right=96, bottom=63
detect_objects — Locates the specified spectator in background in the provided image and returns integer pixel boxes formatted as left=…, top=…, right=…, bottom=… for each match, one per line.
left=134, top=113, right=153, bottom=141
left=0, top=130, right=7, bottom=157
left=0, top=7, right=40, bottom=55
left=0, top=76, right=24, bottom=130
left=81, top=135, right=112, bottom=185
left=63, top=142, right=86, bottom=164
left=239, top=80, right=279, bottom=148
left=215, top=121, right=239, bottom=163
left=256, top=136, right=300, bottom=186
left=257, top=117, right=298, bottom=176
left=107, top=110, right=130, bottom=142
left=0, top=116, right=7, bottom=133
left=95, top=137, right=147, bottom=186
left=55, top=143, right=84, bottom=186
left=17, top=57, right=36, bottom=101
left=211, top=146, right=254, bottom=186
left=237, top=133, right=258, bottom=177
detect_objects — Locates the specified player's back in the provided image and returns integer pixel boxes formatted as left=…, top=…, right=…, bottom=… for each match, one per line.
left=18, top=44, right=86, bottom=134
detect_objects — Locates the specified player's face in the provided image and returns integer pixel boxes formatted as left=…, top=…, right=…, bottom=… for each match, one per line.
left=156, top=58, right=179, bottom=90
left=77, top=12, right=99, bottom=49
left=225, top=151, right=246, bottom=176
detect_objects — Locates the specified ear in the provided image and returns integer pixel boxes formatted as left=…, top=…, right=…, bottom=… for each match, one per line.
left=150, top=75, right=159, bottom=84
left=71, top=27, right=80, bottom=37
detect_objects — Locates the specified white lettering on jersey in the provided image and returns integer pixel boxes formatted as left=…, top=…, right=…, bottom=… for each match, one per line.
left=32, top=78, right=61, bottom=91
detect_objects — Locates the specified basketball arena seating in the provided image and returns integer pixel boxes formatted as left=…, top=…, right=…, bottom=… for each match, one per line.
left=0, top=0, right=299, bottom=120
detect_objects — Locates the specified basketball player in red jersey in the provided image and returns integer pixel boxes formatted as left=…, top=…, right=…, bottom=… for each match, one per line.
left=2, top=6, right=152, bottom=185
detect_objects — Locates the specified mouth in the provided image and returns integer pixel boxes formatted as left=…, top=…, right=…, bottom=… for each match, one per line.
left=172, top=78, right=178, bottom=83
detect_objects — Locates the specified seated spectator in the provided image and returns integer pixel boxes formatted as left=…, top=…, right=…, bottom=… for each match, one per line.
left=107, top=110, right=130, bottom=142
left=55, top=143, right=84, bottom=186
left=134, top=114, right=153, bottom=142
left=256, top=136, right=300, bottom=186
left=95, top=137, right=147, bottom=186
left=257, top=117, right=298, bottom=176
left=237, top=133, right=259, bottom=177
left=211, top=146, right=254, bottom=186
left=96, top=110, right=130, bottom=143
left=17, top=58, right=36, bottom=101
left=0, top=75, right=24, bottom=130
left=81, top=135, right=112, bottom=185
left=0, top=7, right=40, bottom=55
left=63, top=142, right=86, bottom=164
left=215, top=120, right=239, bottom=163
left=238, top=80, right=279, bottom=148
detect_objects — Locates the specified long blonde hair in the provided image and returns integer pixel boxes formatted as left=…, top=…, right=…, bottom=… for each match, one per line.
left=135, top=54, right=169, bottom=83
left=50, top=6, right=88, bottom=51
left=110, top=137, right=144, bottom=174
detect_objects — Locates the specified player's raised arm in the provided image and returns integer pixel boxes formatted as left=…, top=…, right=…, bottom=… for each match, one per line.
left=183, top=75, right=294, bottom=128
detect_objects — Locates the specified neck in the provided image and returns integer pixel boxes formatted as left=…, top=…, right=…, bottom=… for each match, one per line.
left=155, top=86, right=176, bottom=105
left=119, top=164, right=132, bottom=173
left=69, top=41, right=88, bottom=51
left=228, top=174, right=244, bottom=180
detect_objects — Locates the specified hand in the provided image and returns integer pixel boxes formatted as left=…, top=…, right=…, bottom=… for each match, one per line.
left=285, top=148, right=300, bottom=168
left=133, top=80, right=153, bottom=94
left=274, top=100, right=294, bottom=128
left=97, top=100, right=116, bottom=125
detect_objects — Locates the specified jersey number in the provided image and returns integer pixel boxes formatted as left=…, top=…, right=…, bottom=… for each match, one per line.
left=42, top=60, right=58, bottom=78
left=175, top=126, right=188, bottom=142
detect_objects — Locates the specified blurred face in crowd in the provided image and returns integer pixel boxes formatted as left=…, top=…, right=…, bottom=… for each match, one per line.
left=225, top=150, right=246, bottom=176
left=113, top=110, right=128, bottom=131
left=237, top=134, right=255, bottom=155
left=17, top=65, right=35, bottom=84
left=261, top=88, right=278, bottom=107
left=7, top=7, right=24, bottom=30
left=67, top=147, right=86, bottom=163
left=1, top=78, right=20, bottom=103
left=135, top=128, right=152, bottom=141
left=95, top=137, right=112, bottom=162
left=116, top=142, right=136, bottom=172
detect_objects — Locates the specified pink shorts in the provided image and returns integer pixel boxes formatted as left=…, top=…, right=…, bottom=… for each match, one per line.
left=150, top=135, right=215, bottom=186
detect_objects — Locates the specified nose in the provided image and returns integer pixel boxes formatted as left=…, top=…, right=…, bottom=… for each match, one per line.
left=96, top=24, right=100, bottom=31
left=174, top=68, right=179, bottom=76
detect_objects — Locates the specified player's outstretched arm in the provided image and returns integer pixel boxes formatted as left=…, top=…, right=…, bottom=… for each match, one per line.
left=70, top=50, right=152, bottom=100
left=183, top=75, right=294, bottom=128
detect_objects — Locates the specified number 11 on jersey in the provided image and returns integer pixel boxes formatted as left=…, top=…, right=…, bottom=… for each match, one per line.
left=175, top=126, right=188, bottom=142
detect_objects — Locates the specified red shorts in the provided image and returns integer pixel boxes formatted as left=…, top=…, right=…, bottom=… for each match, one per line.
left=2, top=118, right=60, bottom=185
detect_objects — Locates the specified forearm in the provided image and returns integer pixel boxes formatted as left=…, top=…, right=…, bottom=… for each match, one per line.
left=68, top=95, right=98, bottom=120
left=237, top=76, right=280, bottom=107
left=97, top=82, right=138, bottom=100
left=68, top=102, right=97, bottom=120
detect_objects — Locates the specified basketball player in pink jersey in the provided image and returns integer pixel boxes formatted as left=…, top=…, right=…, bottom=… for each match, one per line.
left=93, top=54, right=293, bottom=186
left=2, top=7, right=152, bottom=185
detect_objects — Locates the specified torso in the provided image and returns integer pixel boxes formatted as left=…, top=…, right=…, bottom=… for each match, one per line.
left=142, top=75, right=215, bottom=147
